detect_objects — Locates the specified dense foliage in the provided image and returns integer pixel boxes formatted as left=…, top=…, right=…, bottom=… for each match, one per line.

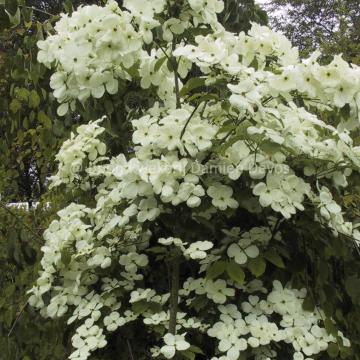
left=0, top=203, right=70, bottom=360
left=18, top=1, right=360, bottom=360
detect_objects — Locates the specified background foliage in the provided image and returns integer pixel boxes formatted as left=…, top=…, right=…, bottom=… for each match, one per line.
left=0, top=202, right=69, bottom=360
left=263, top=0, right=360, bottom=64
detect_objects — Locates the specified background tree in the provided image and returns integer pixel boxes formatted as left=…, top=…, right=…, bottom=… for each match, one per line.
left=262, top=0, right=360, bottom=64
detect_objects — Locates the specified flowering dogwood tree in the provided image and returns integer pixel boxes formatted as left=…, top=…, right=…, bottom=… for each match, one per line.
left=29, top=0, right=360, bottom=359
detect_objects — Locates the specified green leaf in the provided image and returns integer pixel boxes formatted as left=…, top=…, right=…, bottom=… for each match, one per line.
left=38, top=110, right=52, bottom=129
left=19, top=228, right=29, bottom=242
left=21, top=6, right=33, bottom=26
left=247, top=257, right=266, bottom=277
left=63, top=0, right=73, bottom=14
left=29, top=90, right=41, bottom=108
left=10, top=98, right=21, bottom=113
left=187, top=92, right=219, bottom=104
left=0, top=6, right=11, bottom=30
left=5, top=0, right=17, bottom=16
left=206, top=260, right=227, bottom=280
left=154, top=56, right=167, bottom=72
left=264, top=249, right=285, bottom=268
left=324, top=318, right=338, bottom=337
left=16, top=87, right=29, bottom=101
left=226, top=261, right=245, bottom=284
left=146, top=246, right=167, bottom=254
left=345, top=275, right=360, bottom=302
left=180, top=77, right=206, bottom=97
left=181, top=350, right=195, bottom=360
left=51, top=119, right=64, bottom=137
left=5, top=7, right=20, bottom=27
left=190, top=295, right=209, bottom=312
left=61, top=248, right=72, bottom=266
left=327, top=343, right=339, bottom=358
left=188, top=346, right=204, bottom=355
left=132, top=301, right=149, bottom=314
left=302, top=295, right=315, bottom=312
left=260, top=140, right=283, bottom=155
left=124, top=61, right=139, bottom=78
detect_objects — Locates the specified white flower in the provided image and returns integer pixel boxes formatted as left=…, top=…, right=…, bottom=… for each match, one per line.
left=160, top=333, right=190, bottom=359
left=119, top=252, right=149, bottom=273
left=137, top=197, right=161, bottom=222
left=204, top=279, right=235, bottom=304
left=162, top=18, right=186, bottom=42
left=159, top=237, right=186, bottom=248
left=207, top=183, right=239, bottom=210
left=269, top=66, right=300, bottom=92
left=129, top=288, right=156, bottom=303
left=253, top=173, right=310, bottom=219
left=103, top=312, right=126, bottom=332
left=227, top=240, right=259, bottom=265
left=184, top=240, right=214, bottom=259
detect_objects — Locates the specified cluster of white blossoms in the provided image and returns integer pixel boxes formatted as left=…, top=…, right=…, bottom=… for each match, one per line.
left=37, top=0, right=226, bottom=115
left=50, top=117, right=107, bottom=188
left=38, top=1, right=144, bottom=115
left=30, top=0, right=360, bottom=359
left=159, top=237, right=214, bottom=260
left=207, top=281, right=350, bottom=360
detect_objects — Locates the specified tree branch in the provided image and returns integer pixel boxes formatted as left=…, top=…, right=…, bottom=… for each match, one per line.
left=180, top=102, right=201, bottom=139
left=0, top=201, right=41, bottom=239
left=18, top=4, right=55, bottom=18
left=8, top=300, right=28, bottom=337
left=172, top=40, right=181, bottom=109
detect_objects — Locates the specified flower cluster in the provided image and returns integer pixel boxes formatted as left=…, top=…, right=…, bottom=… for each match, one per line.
left=38, top=1, right=146, bottom=115
left=50, top=118, right=107, bottom=188
left=207, top=281, right=350, bottom=360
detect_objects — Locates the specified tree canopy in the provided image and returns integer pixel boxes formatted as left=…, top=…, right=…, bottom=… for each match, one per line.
left=22, top=0, right=360, bottom=359
left=263, top=0, right=360, bottom=63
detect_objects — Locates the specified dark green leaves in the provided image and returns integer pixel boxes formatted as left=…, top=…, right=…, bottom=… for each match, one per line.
left=179, top=77, right=206, bottom=97
left=248, top=257, right=266, bottom=277
left=9, top=98, right=21, bottom=113
left=4, top=0, right=17, bottom=16
left=227, top=261, right=245, bottom=284
left=345, top=276, right=360, bottom=303
left=206, top=261, right=227, bottom=280
left=302, top=295, right=316, bottom=312
left=38, top=110, right=52, bottom=129
left=154, top=56, right=167, bottom=72
left=29, top=90, right=41, bottom=108
left=181, top=345, right=204, bottom=360
left=327, top=343, right=339, bottom=358
left=264, top=249, right=285, bottom=268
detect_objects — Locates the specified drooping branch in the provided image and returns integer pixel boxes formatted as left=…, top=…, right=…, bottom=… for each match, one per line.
left=0, top=201, right=41, bottom=239
left=172, top=41, right=181, bottom=109
left=180, top=102, right=201, bottom=139
left=18, top=4, right=55, bottom=18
